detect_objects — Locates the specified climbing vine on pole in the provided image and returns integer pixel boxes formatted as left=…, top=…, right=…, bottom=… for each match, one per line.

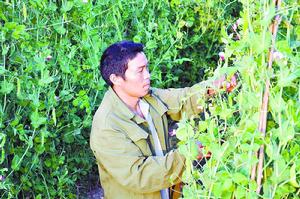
left=176, top=0, right=300, bottom=198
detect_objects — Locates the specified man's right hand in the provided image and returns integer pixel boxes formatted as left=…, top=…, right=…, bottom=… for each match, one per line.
left=196, top=141, right=211, bottom=160
left=208, top=74, right=238, bottom=95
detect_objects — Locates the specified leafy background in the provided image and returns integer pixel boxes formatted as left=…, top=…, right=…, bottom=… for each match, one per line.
left=0, top=0, right=241, bottom=198
left=175, top=0, right=300, bottom=198
left=1, top=0, right=299, bottom=198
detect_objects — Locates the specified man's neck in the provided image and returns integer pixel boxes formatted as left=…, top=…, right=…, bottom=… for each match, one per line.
left=112, top=86, right=140, bottom=111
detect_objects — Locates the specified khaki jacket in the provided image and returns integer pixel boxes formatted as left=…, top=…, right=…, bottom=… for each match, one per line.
left=90, top=81, right=210, bottom=199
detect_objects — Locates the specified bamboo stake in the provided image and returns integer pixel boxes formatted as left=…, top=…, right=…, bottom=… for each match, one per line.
left=255, top=0, right=282, bottom=194
left=250, top=162, right=257, bottom=180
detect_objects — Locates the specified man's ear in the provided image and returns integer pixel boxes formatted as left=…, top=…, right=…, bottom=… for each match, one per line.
left=109, top=74, right=122, bottom=86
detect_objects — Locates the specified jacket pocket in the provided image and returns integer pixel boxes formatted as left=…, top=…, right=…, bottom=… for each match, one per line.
left=129, top=130, right=153, bottom=156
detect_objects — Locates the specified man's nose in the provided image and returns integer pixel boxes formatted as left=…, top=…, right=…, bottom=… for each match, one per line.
left=144, top=68, right=150, bottom=79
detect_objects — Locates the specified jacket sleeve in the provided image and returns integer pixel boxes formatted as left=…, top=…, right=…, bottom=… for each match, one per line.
left=90, top=125, right=186, bottom=194
left=151, top=80, right=212, bottom=121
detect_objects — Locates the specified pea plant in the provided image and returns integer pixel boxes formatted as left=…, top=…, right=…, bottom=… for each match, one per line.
left=176, top=0, right=300, bottom=198
left=0, top=0, right=241, bottom=198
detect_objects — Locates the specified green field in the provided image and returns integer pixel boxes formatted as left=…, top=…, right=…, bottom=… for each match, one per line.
left=0, top=0, right=299, bottom=198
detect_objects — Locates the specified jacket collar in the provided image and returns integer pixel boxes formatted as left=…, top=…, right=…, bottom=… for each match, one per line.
left=107, top=87, right=167, bottom=124
left=107, top=86, right=135, bottom=119
left=107, top=87, right=145, bottom=124
left=144, top=89, right=168, bottom=117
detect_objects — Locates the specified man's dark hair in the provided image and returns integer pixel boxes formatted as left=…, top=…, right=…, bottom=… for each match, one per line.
left=100, top=40, right=144, bottom=86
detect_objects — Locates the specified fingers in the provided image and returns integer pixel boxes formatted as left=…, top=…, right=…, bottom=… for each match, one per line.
left=226, top=74, right=238, bottom=92
left=196, top=143, right=212, bottom=160
left=213, top=75, right=226, bottom=88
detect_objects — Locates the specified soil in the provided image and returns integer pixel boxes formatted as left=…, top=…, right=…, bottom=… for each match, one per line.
left=86, top=185, right=104, bottom=199
left=76, top=170, right=104, bottom=199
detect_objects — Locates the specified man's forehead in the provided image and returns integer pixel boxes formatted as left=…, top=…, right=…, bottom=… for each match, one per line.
left=128, top=52, right=148, bottom=68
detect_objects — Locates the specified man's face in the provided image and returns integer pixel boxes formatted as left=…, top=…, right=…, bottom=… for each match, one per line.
left=119, top=52, right=151, bottom=98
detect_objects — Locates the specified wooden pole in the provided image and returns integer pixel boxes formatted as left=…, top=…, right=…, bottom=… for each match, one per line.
left=255, top=0, right=282, bottom=194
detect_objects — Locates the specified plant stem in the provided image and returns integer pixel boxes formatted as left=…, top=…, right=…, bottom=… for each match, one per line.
left=6, top=130, right=36, bottom=179
left=255, top=0, right=282, bottom=194
left=250, top=152, right=257, bottom=180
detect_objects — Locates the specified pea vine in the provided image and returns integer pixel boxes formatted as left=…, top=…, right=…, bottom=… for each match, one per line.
left=176, top=0, right=300, bottom=198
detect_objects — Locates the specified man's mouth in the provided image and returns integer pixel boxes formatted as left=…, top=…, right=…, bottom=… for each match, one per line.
left=144, top=81, right=151, bottom=87
left=143, top=83, right=150, bottom=90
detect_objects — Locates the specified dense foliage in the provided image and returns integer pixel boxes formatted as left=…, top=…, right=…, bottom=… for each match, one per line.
left=176, top=0, right=300, bottom=198
left=0, top=0, right=241, bottom=198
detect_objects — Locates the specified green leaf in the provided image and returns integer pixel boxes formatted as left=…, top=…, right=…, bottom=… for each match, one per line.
left=63, top=133, right=75, bottom=144
left=275, top=184, right=296, bottom=197
left=178, top=140, right=199, bottom=159
left=39, top=70, right=54, bottom=86
left=222, top=178, right=233, bottom=191
left=0, top=150, right=5, bottom=164
left=33, top=54, right=46, bottom=71
left=61, top=1, right=74, bottom=12
left=271, top=157, right=290, bottom=184
left=278, top=121, right=295, bottom=145
left=60, top=90, right=74, bottom=101
left=176, top=123, right=194, bottom=141
left=269, top=92, right=286, bottom=113
left=265, top=141, right=278, bottom=160
left=233, top=172, right=248, bottom=185
left=4, top=22, right=17, bottom=30
left=198, top=121, right=208, bottom=132
left=237, top=90, right=261, bottom=111
left=249, top=32, right=271, bottom=55
left=212, top=182, right=223, bottom=197
left=260, top=5, right=275, bottom=27
left=35, top=144, right=45, bottom=155
left=278, top=68, right=300, bottom=87
left=234, top=56, right=257, bottom=78
left=30, top=111, right=47, bottom=129
left=54, top=25, right=66, bottom=35
left=36, top=194, right=42, bottom=199
left=11, top=154, right=21, bottom=170
left=145, top=40, right=157, bottom=49
left=289, top=164, right=299, bottom=187
left=235, top=186, right=246, bottom=198
left=219, top=107, right=233, bottom=120
left=173, top=58, right=192, bottom=64
left=188, top=140, right=198, bottom=159
left=12, top=25, right=26, bottom=39
left=276, top=40, right=292, bottom=55
left=0, top=80, right=14, bottom=94
left=239, top=143, right=251, bottom=152
left=0, top=10, right=7, bottom=22
left=215, top=66, right=238, bottom=78
left=178, top=144, right=189, bottom=157
left=1, top=44, right=9, bottom=55
left=0, top=66, right=6, bottom=75
left=44, top=159, right=52, bottom=168
left=0, top=133, right=5, bottom=148
left=249, top=180, right=257, bottom=192
left=133, top=35, right=141, bottom=43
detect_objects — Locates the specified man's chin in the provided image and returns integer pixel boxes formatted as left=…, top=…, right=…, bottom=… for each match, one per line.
left=140, top=88, right=150, bottom=97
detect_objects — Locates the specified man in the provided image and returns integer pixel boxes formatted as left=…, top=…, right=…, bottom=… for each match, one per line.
left=90, top=41, right=236, bottom=199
